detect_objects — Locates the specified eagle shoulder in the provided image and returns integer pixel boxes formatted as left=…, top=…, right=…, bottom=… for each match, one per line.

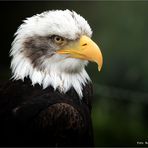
left=0, top=79, right=94, bottom=146
left=32, top=101, right=93, bottom=146
left=36, top=102, right=84, bottom=130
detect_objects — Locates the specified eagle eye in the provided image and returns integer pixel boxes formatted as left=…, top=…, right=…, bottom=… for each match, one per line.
left=52, top=35, right=65, bottom=45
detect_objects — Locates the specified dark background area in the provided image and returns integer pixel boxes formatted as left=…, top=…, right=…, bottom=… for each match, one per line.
left=0, top=1, right=148, bottom=147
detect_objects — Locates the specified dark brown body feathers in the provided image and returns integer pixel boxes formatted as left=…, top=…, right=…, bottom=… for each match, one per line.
left=0, top=78, right=94, bottom=147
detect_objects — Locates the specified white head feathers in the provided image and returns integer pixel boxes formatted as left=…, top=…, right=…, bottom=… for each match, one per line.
left=10, top=10, right=92, bottom=99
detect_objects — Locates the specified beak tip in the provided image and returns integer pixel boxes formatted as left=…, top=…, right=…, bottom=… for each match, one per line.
left=98, top=62, right=103, bottom=72
left=98, top=67, right=101, bottom=72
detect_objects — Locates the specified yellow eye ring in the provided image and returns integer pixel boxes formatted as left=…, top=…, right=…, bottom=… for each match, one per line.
left=54, top=36, right=64, bottom=44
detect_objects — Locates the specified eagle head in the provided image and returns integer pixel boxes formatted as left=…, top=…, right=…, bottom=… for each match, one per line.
left=10, top=10, right=103, bottom=99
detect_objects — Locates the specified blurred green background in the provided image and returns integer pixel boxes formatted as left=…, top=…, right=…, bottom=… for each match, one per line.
left=0, top=1, right=148, bottom=147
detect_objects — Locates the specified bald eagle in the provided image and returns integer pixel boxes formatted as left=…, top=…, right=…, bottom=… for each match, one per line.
left=0, top=10, right=103, bottom=147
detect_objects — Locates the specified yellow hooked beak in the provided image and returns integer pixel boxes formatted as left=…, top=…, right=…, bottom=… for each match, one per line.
left=56, top=35, right=103, bottom=71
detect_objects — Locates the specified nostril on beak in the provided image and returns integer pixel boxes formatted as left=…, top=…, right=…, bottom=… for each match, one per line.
left=82, top=43, right=87, bottom=46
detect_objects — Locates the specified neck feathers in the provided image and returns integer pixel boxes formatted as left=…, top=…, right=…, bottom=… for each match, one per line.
left=11, top=54, right=91, bottom=99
